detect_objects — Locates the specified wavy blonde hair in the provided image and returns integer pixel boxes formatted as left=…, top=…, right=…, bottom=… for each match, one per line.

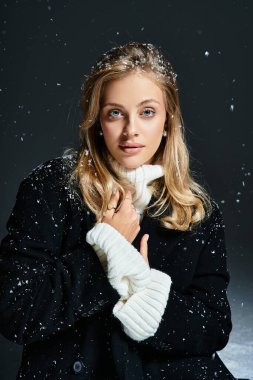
left=63, top=41, right=213, bottom=231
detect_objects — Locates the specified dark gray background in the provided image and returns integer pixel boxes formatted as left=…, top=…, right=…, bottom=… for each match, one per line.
left=0, top=1, right=252, bottom=379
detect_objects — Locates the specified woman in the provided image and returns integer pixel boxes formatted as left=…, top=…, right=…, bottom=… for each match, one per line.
left=0, top=42, right=236, bottom=379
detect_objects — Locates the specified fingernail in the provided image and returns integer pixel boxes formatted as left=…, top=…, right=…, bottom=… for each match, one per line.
left=146, top=234, right=149, bottom=241
left=112, top=187, right=116, bottom=194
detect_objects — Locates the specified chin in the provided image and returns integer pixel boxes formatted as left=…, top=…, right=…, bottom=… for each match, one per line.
left=116, top=158, right=151, bottom=170
left=108, top=151, right=154, bottom=169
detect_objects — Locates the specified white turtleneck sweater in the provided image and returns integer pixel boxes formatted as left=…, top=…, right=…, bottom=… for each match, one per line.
left=116, top=163, right=165, bottom=221
left=86, top=164, right=172, bottom=342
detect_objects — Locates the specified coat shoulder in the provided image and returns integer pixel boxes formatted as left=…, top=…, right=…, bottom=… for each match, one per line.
left=16, top=152, right=83, bottom=211
left=22, top=152, right=78, bottom=188
left=196, top=197, right=225, bottom=233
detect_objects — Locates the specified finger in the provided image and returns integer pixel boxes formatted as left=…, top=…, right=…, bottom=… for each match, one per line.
left=103, top=189, right=119, bottom=218
left=108, top=188, right=120, bottom=209
left=124, top=190, right=133, bottom=202
left=120, top=190, right=133, bottom=211
left=139, top=234, right=149, bottom=264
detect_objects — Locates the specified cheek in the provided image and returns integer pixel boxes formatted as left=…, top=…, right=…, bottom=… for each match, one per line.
left=147, top=124, right=164, bottom=142
left=103, top=128, right=119, bottom=141
left=102, top=127, right=120, bottom=149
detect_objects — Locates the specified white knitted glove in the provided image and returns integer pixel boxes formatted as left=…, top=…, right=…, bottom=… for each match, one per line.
left=112, top=268, right=172, bottom=341
left=86, top=222, right=151, bottom=299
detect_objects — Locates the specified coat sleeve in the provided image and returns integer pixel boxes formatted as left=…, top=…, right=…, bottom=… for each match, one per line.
left=134, top=203, right=232, bottom=356
left=0, top=174, right=120, bottom=345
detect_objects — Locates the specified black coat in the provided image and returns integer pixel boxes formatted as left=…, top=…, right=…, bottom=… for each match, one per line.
left=0, top=155, right=236, bottom=379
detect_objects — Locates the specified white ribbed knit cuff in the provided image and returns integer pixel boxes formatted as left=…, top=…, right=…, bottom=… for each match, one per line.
left=86, top=222, right=151, bottom=299
left=112, top=268, right=172, bottom=341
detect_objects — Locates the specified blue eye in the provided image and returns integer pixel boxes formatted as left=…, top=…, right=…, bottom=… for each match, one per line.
left=108, top=110, right=122, bottom=118
left=107, top=108, right=155, bottom=119
left=143, top=109, right=155, bottom=117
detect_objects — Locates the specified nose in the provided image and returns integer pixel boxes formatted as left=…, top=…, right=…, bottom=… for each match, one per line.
left=122, top=115, right=139, bottom=138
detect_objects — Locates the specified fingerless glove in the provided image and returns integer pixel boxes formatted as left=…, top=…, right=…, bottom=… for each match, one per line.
left=112, top=268, right=172, bottom=341
left=86, top=222, right=151, bottom=299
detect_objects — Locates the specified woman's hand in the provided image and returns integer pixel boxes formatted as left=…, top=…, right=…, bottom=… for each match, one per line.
left=102, top=189, right=149, bottom=265
left=102, top=189, right=140, bottom=244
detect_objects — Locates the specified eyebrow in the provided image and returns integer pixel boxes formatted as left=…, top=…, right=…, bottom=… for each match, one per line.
left=101, top=99, right=160, bottom=108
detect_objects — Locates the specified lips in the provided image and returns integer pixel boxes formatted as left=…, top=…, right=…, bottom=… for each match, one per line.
left=119, top=143, right=145, bottom=148
left=119, top=145, right=145, bottom=155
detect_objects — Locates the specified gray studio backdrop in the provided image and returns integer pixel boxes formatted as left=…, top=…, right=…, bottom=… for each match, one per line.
left=0, top=1, right=252, bottom=379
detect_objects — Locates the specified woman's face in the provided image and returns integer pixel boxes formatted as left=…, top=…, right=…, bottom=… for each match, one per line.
left=99, top=71, right=167, bottom=169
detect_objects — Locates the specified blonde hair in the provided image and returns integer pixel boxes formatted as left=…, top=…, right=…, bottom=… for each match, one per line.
left=63, top=42, right=213, bottom=231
